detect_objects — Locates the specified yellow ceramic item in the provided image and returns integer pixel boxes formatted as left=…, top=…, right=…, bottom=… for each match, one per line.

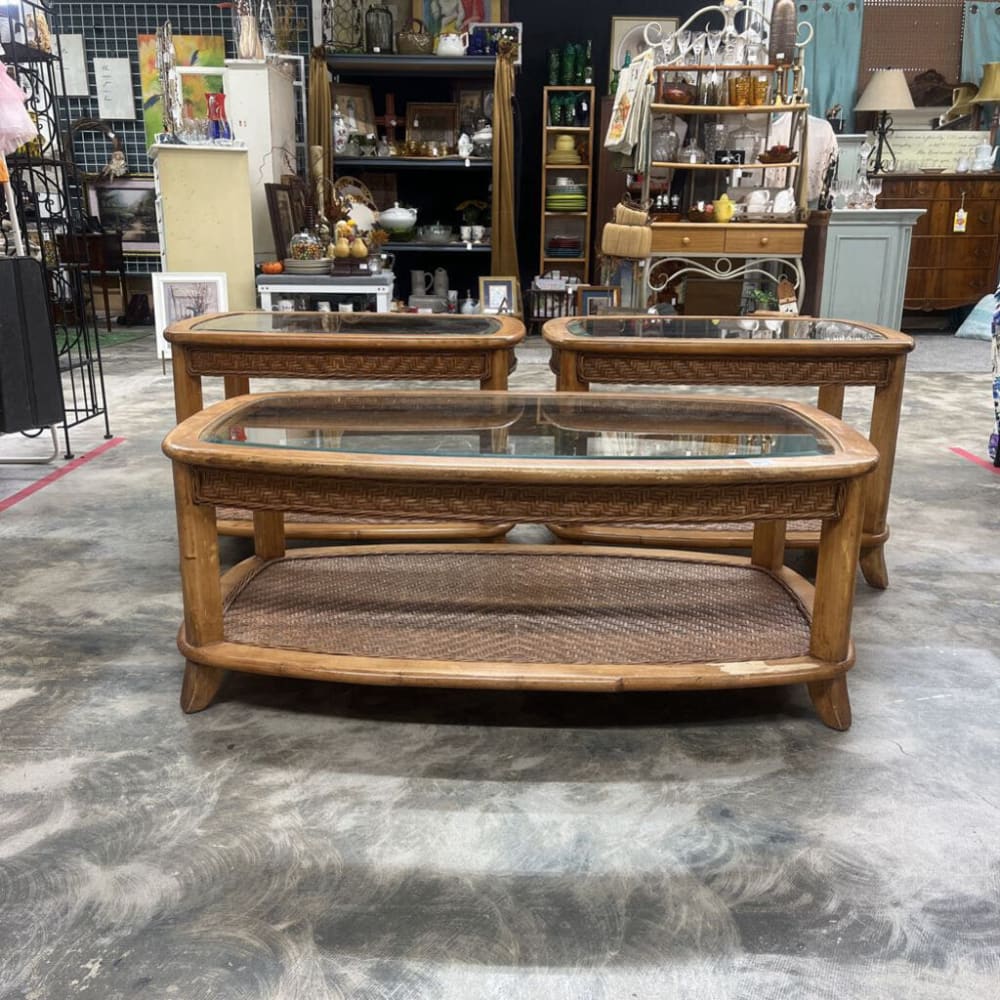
left=712, top=194, right=735, bottom=223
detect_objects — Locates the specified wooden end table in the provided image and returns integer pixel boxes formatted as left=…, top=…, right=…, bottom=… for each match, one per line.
left=163, top=390, right=877, bottom=729
left=165, top=310, right=524, bottom=540
left=543, top=314, right=913, bottom=589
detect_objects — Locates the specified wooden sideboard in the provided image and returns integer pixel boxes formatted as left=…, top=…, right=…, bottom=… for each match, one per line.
left=878, top=174, right=1000, bottom=311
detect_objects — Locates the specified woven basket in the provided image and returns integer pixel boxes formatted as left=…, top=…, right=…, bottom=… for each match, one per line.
left=396, top=18, right=433, bottom=55
left=613, top=203, right=649, bottom=227
left=601, top=222, right=652, bottom=259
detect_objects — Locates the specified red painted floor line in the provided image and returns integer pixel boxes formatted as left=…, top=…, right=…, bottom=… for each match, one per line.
left=950, top=446, right=1000, bottom=473
left=0, top=437, right=126, bottom=514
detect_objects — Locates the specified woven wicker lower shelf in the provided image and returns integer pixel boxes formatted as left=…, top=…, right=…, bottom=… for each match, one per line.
left=179, top=545, right=848, bottom=691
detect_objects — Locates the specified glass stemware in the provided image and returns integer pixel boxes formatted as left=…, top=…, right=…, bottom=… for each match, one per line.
left=706, top=28, right=722, bottom=63
left=867, top=175, right=883, bottom=204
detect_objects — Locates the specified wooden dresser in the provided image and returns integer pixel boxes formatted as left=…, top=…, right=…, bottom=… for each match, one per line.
left=878, top=174, right=1000, bottom=311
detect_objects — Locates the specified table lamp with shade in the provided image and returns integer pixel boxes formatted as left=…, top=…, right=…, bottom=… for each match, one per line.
left=854, top=68, right=914, bottom=173
left=972, top=62, right=1000, bottom=138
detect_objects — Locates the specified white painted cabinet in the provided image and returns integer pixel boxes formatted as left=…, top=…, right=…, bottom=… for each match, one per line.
left=819, top=209, right=924, bottom=330
left=224, top=60, right=298, bottom=261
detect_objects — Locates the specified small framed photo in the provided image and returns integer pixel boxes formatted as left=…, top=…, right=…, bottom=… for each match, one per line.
left=152, top=272, right=228, bottom=361
left=576, top=285, right=621, bottom=317
left=609, top=18, right=679, bottom=80
left=332, top=82, right=376, bottom=136
left=470, top=22, right=523, bottom=66
left=265, top=183, right=297, bottom=259
left=86, top=177, right=159, bottom=253
left=479, top=275, right=520, bottom=315
left=714, top=149, right=746, bottom=165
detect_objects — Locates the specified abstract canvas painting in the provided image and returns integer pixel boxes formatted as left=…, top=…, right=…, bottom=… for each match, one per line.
left=137, top=34, right=225, bottom=149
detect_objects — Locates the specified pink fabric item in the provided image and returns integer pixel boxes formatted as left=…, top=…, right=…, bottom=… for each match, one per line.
left=0, top=63, right=37, bottom=155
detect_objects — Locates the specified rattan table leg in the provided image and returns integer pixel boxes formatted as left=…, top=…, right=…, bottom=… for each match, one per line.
left=807, top=476, right=864, bottom=730
left=751, top=520, right=787, bottom=571
left=817, top=383, right=845, bottom=419
left=171, top=348, right=203, bottom=423
left=253, top=510, right=285, bottom=560
left=481, top=349, right=509, bottom=390
left=859, top=355, right=905, bottom=590
left=224, top=375, right=251, bottom=398
left=173, top=463, right=228, bottom=712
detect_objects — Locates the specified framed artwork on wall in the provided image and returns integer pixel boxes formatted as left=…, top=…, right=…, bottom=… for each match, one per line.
left=576, top=285, right=621, bottom=316
left=479, top=275, right=520, bottom=315
left=137, top=33, right=225, bottom=150
left=609, top=18, right=678, bottom=80
left=265, top=183, right=297, bottom=259
left=152, top=272, right=228, bottom=361
left=86, top=177, right=159, bottom=253
left=412, top=1, right=507, bottom=36
left=332, top=82, right=376, bottom=136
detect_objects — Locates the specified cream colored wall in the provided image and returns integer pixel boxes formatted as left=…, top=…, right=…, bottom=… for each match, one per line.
left=154, top=146, right=256, bottom=310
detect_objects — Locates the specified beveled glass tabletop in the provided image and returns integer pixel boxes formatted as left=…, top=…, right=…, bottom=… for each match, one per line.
left=561, top=316, right=889, bottom=342
left=201, top=391, right=834, bottom=461
left=188, top=312, right=505, bottom=336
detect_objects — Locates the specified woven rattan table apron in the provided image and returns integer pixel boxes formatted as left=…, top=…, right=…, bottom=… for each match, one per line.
left=165, top=310, right=525, bottom=540
left=543, top=315, right=913, bottom=590
left=162, top=389, right=878, bottom=729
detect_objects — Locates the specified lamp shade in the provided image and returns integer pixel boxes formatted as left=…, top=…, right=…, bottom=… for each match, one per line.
left=855, top=69, right=915, bottom=112
left=973, top=63, right=1000, bottom=103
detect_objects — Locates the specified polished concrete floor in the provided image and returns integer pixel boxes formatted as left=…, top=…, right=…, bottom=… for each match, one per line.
left=1, top=332, right=998, bottom=999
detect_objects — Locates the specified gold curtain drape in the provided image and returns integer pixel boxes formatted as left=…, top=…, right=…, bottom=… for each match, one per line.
left=491, top=47, right=519, bottom=281
left=308, top=46, right=332, bottom=201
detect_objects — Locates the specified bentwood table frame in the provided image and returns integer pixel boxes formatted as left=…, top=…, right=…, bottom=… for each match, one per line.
left=165, top=310, right=525, bottom=540
left=543, top=315, right=913, bottom=589
left=163, top=390, right=878, bottom=729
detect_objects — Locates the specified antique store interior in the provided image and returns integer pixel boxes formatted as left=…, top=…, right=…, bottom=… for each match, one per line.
left=2, top=0, right=999, bottom=997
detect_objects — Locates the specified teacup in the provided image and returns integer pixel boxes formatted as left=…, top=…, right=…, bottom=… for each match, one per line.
left=772, top=188, right=796, bottom=214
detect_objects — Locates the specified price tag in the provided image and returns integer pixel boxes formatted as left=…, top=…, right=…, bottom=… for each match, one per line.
left=953, top=209, right=967, bottom=233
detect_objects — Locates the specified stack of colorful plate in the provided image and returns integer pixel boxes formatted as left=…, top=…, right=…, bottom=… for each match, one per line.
left=547, top=150, right=582, bottom=165
left=283, top=258, right=332, bottom=275
left=546, top=235, right=583, bottom=258
left=545, top=190, right=587, bottom=211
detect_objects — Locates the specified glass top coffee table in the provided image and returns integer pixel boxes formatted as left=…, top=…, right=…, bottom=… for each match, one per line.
left=543, top=315, right=914, bottom=589
left=163, top=390, right=877, bottom=729
left=165, top=310, right=525, bottom=541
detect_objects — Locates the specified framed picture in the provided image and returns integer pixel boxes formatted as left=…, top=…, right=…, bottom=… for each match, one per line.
left=479, top=275, right=520, bottom=315
left=456, top=87, right=493, bottom=130
left=137, top=33, right=224, bottom=150
left=469, top=22, right=522, bottom=65
left=609, top=18, right=678, bottom=79
left=86, top=177, right=159, bottom=253
left=406, top=102, right=459, bottom=147
left=332, top=82, right=376, bottom=137
left=152, top=272, right=228, bottom=361
left=412, top=1, right=507, bottom=36
left=576, top=285, right=622, bottom=316
left=265, top=183, right=297, bottom=259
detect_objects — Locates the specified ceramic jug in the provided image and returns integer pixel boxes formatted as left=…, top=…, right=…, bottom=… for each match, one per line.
left=433, top=267, right=449, bottom=298
left=712, top=193, right=735, bottom=223
left=772, top=188, right=796, bottom=215
left=435, top=31, right=468, bottom=56
left=411, top=269, right=434, bottom=293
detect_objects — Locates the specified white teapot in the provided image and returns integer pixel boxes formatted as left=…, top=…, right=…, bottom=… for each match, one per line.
left=772, top=188, right=796, bottom=215
left=971, top=141, right=998, bottom=172
left=435, top=31, right=468, bottom=56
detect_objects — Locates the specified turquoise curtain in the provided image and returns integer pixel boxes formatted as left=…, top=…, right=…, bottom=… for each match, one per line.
left=798, top=0, right=864, bottom=131
left=962, top=3, right=1000, bottom=83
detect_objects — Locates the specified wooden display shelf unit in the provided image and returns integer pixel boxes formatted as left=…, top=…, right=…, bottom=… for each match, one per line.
left=540, top=85, right=596, bottom=278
